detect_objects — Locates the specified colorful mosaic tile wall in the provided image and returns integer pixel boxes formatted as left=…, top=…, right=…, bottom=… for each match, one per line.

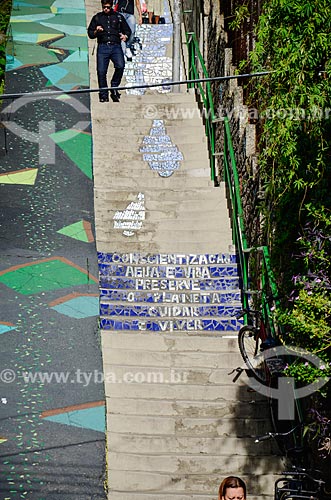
left=0, top=1, right=105, bottom=498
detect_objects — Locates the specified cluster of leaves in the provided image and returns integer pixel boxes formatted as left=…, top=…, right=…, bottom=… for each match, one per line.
left=248, top=0, right=331, bottom=237
left=305, top=405, right=331, bottom=460
left=0, top=0, right=12, bottom=95
left=241, top=0, right=331, bottom=456
left=228, top=3, right=250, bottom=31
left=276, top=206, right=331, bottom=450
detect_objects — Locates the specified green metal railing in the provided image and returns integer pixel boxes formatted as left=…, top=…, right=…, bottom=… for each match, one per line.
left=185, top=30, right=280, bottom=336
left=224, top=116, right=280, bottom=335
left=185, top=32, right=216, bottom=182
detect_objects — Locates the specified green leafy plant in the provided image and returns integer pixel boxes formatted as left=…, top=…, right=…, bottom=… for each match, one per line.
left=229, top=3, right=250, bottom=30
left=243, top=0, right=331, bottom=459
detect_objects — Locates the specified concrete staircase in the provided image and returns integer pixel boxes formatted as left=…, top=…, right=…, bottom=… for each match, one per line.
left=85, top=1, right=282, bottom=498
left=93, top=91, right=282, bottom=500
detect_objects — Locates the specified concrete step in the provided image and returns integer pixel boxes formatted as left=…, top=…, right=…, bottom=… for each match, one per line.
left=96, top=240, right=234, bottom=254
left=93, top=131, right=208, bottom=146
left=93, top=116, right=204, bottom=128
left=92, top=101, right=203, bottom=116
left=107, top=433, right=277, bottom=456
left=92, top=124, right=206, bottom=135
left=93, top=165, right=210, bottom=178
left=93, top=164, right=213, bottom=178
left=95, top=191, right=227, bottom=209
left=105, top=397, right=270, bottom=419
left=101, top=139, right=208, bottom=153
left=93, top=176, right=214, bottom=190
left=94, top=188, right=224, bottom=201
left=93, top=159, right=211, bottom=171
left=107, top=452, right=282, bottom=475
left=96, top=208, right=226, bottom=222
left=93, top=142, right=209, bottom=158
left=98, top=216, right=225, bottom=230
left=93, top=100, right=203, bottom=112
left=106, top=471, right=277, bottom=500
left=106, top=490, right=274, bottom=500
left=102, top=365, right=250, bottom=389
left=96, top=229, right=232, bottom=244
left=95, top=219, right=230, bottom=234
left=93, top=148, right=209, bottom=162
left=91, top=91, right=198, bottom=105
left=91, top=100, right=204, bottom=121
left=107, top=414, right=273, bottom=438
left=107, top=414, right=270, bottom=438
left=102, top=347, right=243, bottom=369
left=101, top=333, right=240, bottom=352
left=94, top=204, right=229, bottom=220
left=94, top=166, right=211, bottom=178
left=103, top=381, right=261, bottom=404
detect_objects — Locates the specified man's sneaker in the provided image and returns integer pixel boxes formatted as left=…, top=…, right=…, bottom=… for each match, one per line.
left=110, top=91, right=120, bottom=103
left=99, top=96, right=109, bottom=102
left=125, top=47, right=133, bottom=60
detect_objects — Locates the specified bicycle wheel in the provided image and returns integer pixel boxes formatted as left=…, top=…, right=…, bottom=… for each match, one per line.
left=238, top=325, right=269, bottom=384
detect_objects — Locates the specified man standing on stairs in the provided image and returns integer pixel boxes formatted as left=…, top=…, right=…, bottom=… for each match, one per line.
left=114, top=0, right=142, bottom=60
left=88, top=0, right=131, bottom=102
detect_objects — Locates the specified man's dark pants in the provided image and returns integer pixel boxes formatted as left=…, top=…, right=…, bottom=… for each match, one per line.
left=97, top=43, right=125, bottom=100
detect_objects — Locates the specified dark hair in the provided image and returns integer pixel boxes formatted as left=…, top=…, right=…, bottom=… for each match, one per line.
left=218, top=476, right=247, bottom=500
left=101, top=0, right=113, bottom=5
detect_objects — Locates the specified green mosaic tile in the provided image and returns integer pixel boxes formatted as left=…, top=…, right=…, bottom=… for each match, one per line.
left=0, top=258, right=92, bottom=295
left=50, top=131, right=92, bottom=179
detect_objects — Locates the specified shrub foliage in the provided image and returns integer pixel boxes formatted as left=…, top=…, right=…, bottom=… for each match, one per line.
left=244, top=0, right=331, bottom=456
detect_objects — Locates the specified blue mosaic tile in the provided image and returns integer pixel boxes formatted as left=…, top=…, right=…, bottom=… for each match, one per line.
left=100, top=318, right=243, bottom=332
left=99, top=276, right=240, bottom=291
left=97, top=252, right=238, bottom=265
left=98, top=264, right=238, bottom=278
left=100, top=303, right=242, bottom=318
left=99, top=289, right=242, bottom=303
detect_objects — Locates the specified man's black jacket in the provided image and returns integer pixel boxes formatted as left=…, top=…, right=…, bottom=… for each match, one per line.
left=87, top=10, right=131, bottom=45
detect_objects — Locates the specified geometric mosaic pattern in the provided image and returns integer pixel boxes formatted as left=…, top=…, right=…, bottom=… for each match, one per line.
left=50, top=130, right=92, bottom=179
left=40, top=401, right=105, bottom=433
left=57, top=220, right=94, bottom=242
left=0, top=322, right=16, bottom=335
left=0, top=257, right=97, bottom=295
left=0, top=167, right=39, bottom=185
left=49, top=293, right=99, bottom=318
